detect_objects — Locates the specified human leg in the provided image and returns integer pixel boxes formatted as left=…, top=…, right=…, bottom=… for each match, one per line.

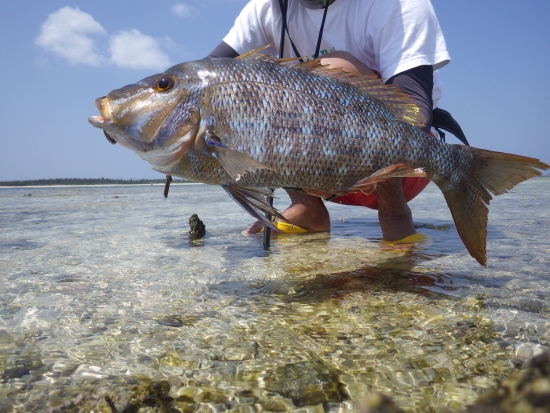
left=375, top=178, right=416, bottom=241
left=242, top=189, right=330, bottom=234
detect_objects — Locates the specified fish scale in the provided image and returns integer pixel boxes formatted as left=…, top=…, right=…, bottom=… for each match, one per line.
left=193, top=60, right=421, bottom=189
left=88, top=51, right=549, bottom=266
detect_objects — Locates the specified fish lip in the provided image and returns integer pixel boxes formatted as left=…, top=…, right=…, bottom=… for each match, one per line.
left=88, top=96, right=113, bottom=128
left=88, top=115, right=109, bottom=128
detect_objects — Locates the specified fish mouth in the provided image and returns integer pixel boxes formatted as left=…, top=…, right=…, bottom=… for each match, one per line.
left=88, top=97, right=118, bottom=144
left=87, top=95, right=197, bottom=166
left=88, top=95, right=157, bottom=151
left=88, top=96, right=112, bottom=127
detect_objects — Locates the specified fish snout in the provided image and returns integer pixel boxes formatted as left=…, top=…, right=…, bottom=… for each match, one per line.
left=95, top=96, right=111, bottom=122
left=88, top=96, right=112, bottom=126
left=88, top=97, right=117, bottom=144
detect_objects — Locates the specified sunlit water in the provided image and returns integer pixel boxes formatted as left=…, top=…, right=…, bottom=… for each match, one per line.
left=1, top=179, right=549, bottom=412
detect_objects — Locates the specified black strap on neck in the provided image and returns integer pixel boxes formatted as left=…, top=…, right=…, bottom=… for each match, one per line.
left=313, top=1, right=330, bottom=58
left=278, top=0, right=288, bottom=58
left=278, top=0, right=330, bottom=61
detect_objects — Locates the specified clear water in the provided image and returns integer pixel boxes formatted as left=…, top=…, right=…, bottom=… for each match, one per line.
left=1, top=179, right=549, bottom=412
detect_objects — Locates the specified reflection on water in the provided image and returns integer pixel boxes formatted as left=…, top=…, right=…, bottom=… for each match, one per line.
left=0, top=180, right=549, bottom=412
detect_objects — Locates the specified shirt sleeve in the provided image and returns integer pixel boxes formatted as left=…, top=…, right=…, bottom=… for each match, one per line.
left=206, top=41, right=240, bottom=58
left=366, top=0, right=450, bottom=80
left=222, top=0, right=278, bottom=57
left=386, top=65, right=434, bottom=133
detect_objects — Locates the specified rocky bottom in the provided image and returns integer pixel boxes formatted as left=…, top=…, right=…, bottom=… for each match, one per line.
left=11, top=351, right=546, bottom=413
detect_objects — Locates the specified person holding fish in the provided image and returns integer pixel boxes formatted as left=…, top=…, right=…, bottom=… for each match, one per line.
left=89, top=0, right=548, bottom=266
left=207, top=0, right=456, bottom=244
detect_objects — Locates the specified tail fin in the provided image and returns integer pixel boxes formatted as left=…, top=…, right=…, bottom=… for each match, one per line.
left=436, top=147, right=549, bottom=266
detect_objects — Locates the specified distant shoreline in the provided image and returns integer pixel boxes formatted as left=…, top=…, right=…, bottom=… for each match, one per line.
left=1, top=175, right=547, bottom=188
left=0, top=178, right=194, bottom=187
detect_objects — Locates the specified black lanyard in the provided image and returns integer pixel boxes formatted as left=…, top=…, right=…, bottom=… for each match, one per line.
left=277, top=0, right=331, bottom=61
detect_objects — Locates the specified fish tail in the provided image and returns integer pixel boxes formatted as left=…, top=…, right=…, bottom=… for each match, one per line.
left=435, top=147, right=549, bottom=266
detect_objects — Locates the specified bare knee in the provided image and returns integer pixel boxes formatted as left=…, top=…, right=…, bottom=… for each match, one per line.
left=320, top=51, right=375, bottom=76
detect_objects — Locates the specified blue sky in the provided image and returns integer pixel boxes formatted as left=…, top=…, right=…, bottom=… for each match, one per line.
left=0, top=0, right=548, bottom=181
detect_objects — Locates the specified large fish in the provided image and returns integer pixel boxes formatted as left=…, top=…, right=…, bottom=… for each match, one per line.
left=89, top=49, right=548, bottom=266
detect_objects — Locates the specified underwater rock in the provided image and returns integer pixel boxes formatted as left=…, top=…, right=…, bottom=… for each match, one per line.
left=0, top=329, right=12, bottom=344
left=358, top=392, right=406, bottom=413
left=262, top=360, right=344, bottom=406
left=357, top=353, right=550, bottom=413
left=44, top=376, right=173, bottom=413
left=463, top=350, right=550, bottom=413
left=189, top=214, right=206, bottom=239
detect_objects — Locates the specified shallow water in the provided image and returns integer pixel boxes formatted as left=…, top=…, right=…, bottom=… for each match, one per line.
left=0, top=179, right=549, bottom=412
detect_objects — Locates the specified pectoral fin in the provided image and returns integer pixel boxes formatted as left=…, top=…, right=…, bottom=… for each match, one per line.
left=202, top=131, right=278, bottom=181
left=349, top=164, right=427, bottom=193
left=222, top=186, right=289, bottom=230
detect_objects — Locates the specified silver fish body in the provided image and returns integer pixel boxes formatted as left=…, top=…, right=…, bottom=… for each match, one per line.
left=157, top=58, right=458, bottom=187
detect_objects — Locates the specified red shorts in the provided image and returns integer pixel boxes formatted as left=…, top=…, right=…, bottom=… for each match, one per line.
left=328, top=177, right=430, bottom=210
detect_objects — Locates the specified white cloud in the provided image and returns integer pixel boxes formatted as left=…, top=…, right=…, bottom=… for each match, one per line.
left=36, top=7, right=174, bottom=71
left=171, top=3, right=197, bottom=18
left=35, top=6, right=106, bottom=66
left=109, top=29, right=172, bottom=71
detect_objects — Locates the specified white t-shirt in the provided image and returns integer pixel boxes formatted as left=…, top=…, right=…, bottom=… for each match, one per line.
left=223, top=0, right=450, bottom=107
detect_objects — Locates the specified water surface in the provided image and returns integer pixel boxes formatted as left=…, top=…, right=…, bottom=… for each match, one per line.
left=1, top=179, right=549, bottom=412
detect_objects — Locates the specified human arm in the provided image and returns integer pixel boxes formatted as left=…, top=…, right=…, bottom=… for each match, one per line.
left=206, top=41, right=240, bottom=59
left=215, top=0, right=277, bottom=58
left=387, top=65, right=434, bottom=134
left=365, top=0, right=448, bottom=124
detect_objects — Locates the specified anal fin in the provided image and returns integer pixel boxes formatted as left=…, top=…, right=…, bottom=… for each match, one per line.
left=349, top=164, right=427, bottom=193
left=302, top=188, right=335, bottom=198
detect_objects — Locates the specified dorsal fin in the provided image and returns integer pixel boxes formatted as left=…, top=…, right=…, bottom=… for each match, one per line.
left=236, top=48, right=425, bottom=127
left=293, top=59, right=425, bottom=127
left=235, top=46, right=271, bottom=60
left=236, top=46, right=298, bottom=65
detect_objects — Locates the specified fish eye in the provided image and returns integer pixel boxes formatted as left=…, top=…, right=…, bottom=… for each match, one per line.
left=155, top=77, right=174, bottom=92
